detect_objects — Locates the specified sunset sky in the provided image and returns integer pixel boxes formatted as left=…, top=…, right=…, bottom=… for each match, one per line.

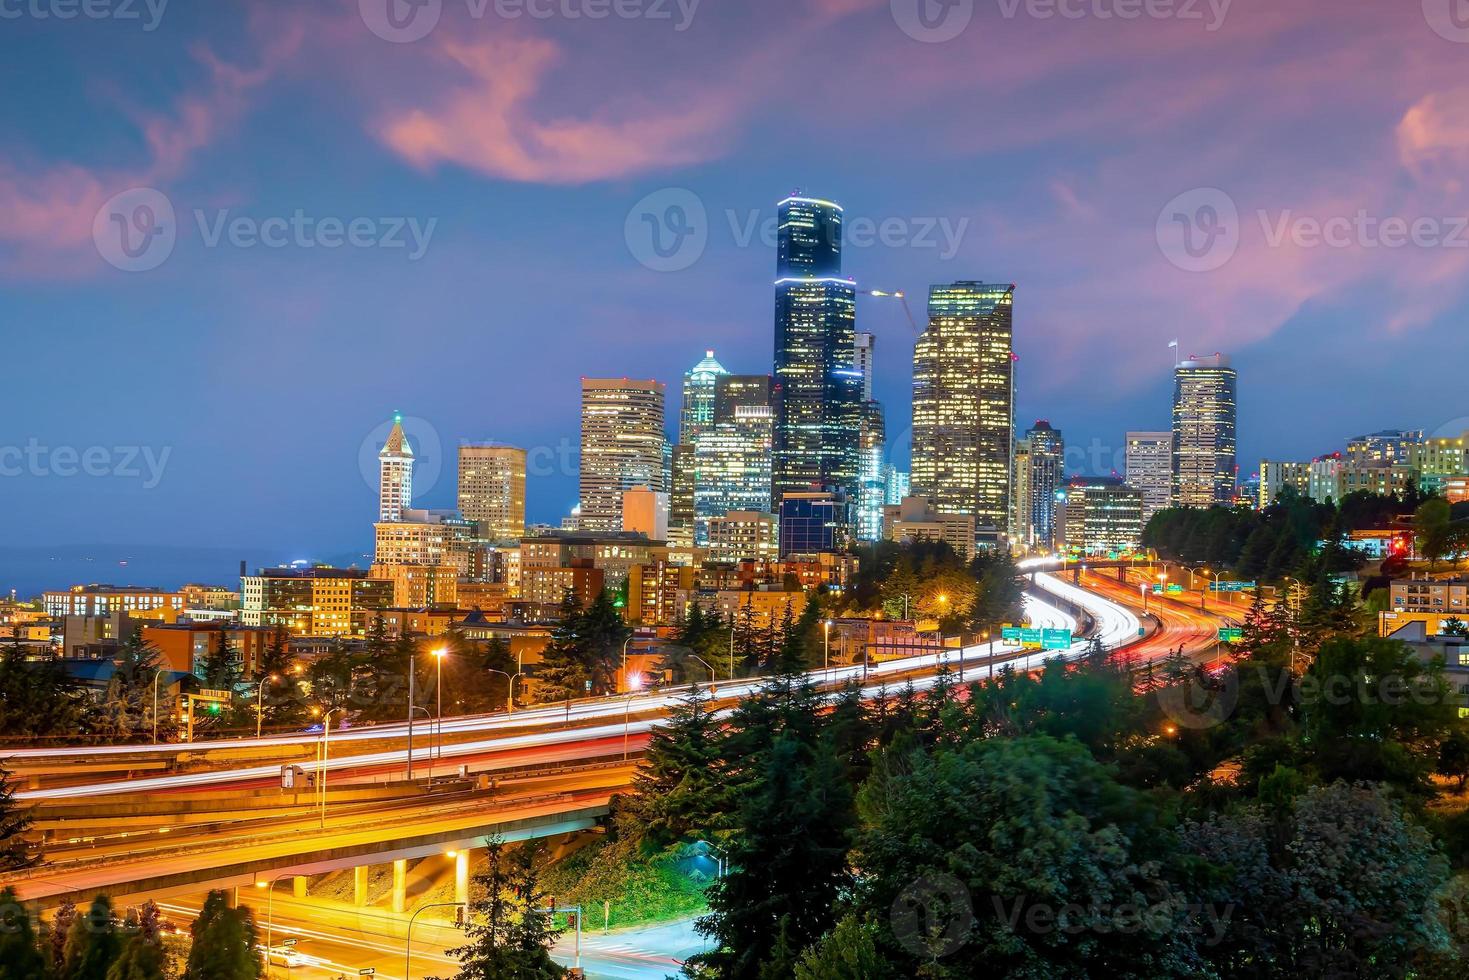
left=4, top=0, right=1469, bottom=563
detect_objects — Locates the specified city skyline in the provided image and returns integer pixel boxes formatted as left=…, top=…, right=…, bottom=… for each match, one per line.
left=7, top=3, right=1469, bottom=564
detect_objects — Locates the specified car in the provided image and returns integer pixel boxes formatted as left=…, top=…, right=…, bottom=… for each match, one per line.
left=263, top=946, right=305, bottom=968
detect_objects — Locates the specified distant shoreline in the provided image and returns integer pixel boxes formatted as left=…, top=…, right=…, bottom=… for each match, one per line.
left=0, top=545, right=367, bottom=597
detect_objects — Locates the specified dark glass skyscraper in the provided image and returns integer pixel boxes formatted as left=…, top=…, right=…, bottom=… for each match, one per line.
left=772, top=195, right=862, bottom=504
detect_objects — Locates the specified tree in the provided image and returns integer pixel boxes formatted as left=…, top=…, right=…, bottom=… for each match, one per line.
left=0, top=766, right=37, bottom=871
left=435, top=836, right=564, bottom=980
left=691, top=736, right=854, bottom=978
left=96, top=629, right=163, bottom=740
left=1438, top=727, right=1469, bottom=792
left=257, top=628, right=307, bottom=729
left=536, top=590, right=629, bottom=701
left=0, top=647, right=85, bottom=739
left=630, top=684, right=730, bottom=850
left=64, top=896, right=122, bottom=980
left=792, top=914, right=892, bottom=980
left=182, top=890, right=260, bottom=980
left=109, top=907, right=167, bottom=980
left=0, top=887, right=48, bottom=980
left=199, top=631, right=238, bottom=693
left=852, top=735, right=1202, bottom=978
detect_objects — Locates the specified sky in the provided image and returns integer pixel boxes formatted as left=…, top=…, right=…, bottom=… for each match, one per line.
left=3, top=0, right=1469, bottom=588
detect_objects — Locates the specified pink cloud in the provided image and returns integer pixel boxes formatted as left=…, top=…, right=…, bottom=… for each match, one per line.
left=0, top=27, right=300, bottom=278
left=375, top=35, right=740, bottom=184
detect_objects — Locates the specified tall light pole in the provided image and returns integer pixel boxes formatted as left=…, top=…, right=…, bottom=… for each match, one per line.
left=317, top=707, right=340, bottom=830
left=484, top=669, right=523, bottom=715
left=433, top=647, right=447, bottom=767
left=254, top=872, right=294, bottom=977
left=254, top=673, right=281, bottom=739
left=621, top=634, right=636, bottom=692
left=406, top=902, right=468, bottom=980
left=623, top=674, right=643, bottom=760
left=151, top=667, right=168, bottom=744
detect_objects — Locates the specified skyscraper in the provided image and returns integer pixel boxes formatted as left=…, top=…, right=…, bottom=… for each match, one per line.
left=714, top=374, right=773, bottom=422
left=772, top=195, right=862, bottom=504
left=579, top=378, right=667, bottom=532
left=912, top=282, right=1016, bottom=536
left=378, top=413, right=413, bottom=522
left=857, top=400, right=887, bottom=542
left=1025, top=421, right=1064, bottom=550
left=678, top=350, right=729, bottom=444
left=854, top=332, right=876, bottom=400
left=1125, top=431, right=1173, bottom=522
left=694, top=404, right=775, bottom=543
left=1172, top=356, right=1238, bottom=508
left=458, top=445, right=527, bottom=541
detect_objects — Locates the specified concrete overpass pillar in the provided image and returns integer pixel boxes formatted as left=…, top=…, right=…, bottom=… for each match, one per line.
left=1117, top=566, right=1125, bottom=584
left=293, top=876, right=308, bottom=900
left=454, top=851, right=470, bottom=906
left=392, top=859, right=408, bottom=914
left=354, top=865, right=369, bottom=907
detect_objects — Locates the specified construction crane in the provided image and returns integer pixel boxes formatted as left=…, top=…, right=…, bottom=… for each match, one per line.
left=859, top=288, right=921, bottom=334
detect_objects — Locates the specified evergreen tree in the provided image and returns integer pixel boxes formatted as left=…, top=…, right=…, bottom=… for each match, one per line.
left=773, top=596, right=821, bottom=675
left=692, top=736, right=855, bottom=978
left=96, top=629, right=163, bottom=740
left=49, top=899, right=77, bottom=973
left=0, top=887, right=47, bottom=980
left=536, top=590, right=629, bottom=700
left=108, top=905, right=167, bottom=980
left=631, top=683, right=730, bottom=849
left=435, top=836, right=564, bottom=980
left=199, top=631, right=238, bottom=693
left=182, top=890, right=260, bottom=980
left=257, top=628, right=307, bottom=728
left=0, top=766, right=37, bottom=871
left=0, top=646, right=85, bottom=739
left=63, top=896, right=122, bottom=980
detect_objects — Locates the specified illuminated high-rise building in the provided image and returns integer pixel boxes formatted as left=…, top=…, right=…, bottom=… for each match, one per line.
left=458, top=445, right=527, bottom=541
left=856, top=400, right=887, bottom=542
left=1172, top=356, right=1238, bottom=508
left=694, top=405, right=775, bottom=543
left=772, top=195, right=862, bottom=504
left=678, top=350, right=728, bottom=444
left=912, top=282, right=1015, bottom=537
left=1126, top=431, right=1174, bottom=521
left=1024, top=421, right=1064, bottom=550
left=854, top=332, right=876, bottom=400
left=579, top=378, right=667, bottom=532
left=714, top=375, right=773, bottom=422
left=378, top=413, right=414, bottom=522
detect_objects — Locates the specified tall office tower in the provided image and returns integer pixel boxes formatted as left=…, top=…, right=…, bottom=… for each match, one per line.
left=458, top=445, right=527, bottom=541
left=854, top=332, right=876, bottom=400
left=578, top=378, right=667, bottom=532
left=679, top=350, right=728, bottom=444
left=1172, top=355, right=1238, bottom=508
left=1125, top=431, right=1174, bottom=522
left=1011, top=439, right=1033, bottom=548
left=1024, top=421, right=1064, bottom=550
left=714, top=374, right=773, bottom=422
left=857, top=400, right=887, bottom=541
left=668, top=443, right=697, bottom=548
left=378, top=413, right=414, bottom=522
left=772, top=195, right=862, bottom=503
left=912, top=282, right=1016, bottom=536
left=694, top=404, right=775, bottom=543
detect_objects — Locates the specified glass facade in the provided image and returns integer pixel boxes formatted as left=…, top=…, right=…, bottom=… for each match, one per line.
left=772, top=195, right=861, bottom=505
left=693, top=405, right=775, bottom=544
left=779, top=491, right=851, bottom=557
left=579, top=379, right=667, bottom=532
left=1172, top=358, right=1238, bottom=508
left=912, top=282, right=1015, bottom=534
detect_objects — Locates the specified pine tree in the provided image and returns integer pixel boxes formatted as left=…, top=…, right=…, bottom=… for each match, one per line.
left=256, top=628, right=308, bottom=729
left=692, top=737, right=855, bottom=978
left=435, top=837, right=564, bottom=980
left=0, top=887, right=46, bottom=980
left=632, top=684, right=729, bottom=849
left=49, top=898, right=77, bottom=973
left=64, top=896, right=122, bottom=980
left=774, top=596, right=822, bottom=675
left=200, top=631, right=238, bottom=692
left=182, top=890, right=260, bottom=980
left=0, top=767, right=37, bottom=871
left=109, top=903, right=167, bottom=980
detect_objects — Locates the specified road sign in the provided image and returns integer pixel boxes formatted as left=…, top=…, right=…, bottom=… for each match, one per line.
left=1210, top=581, right=1257, bottom=593
left=1218, top=628, right=1244, bottom=643
left=1166, top=584, right=1184, bottom=595
left=359, top=970, right=376, bottom=977
left=1020, top=628, right=1044, bottom=647
left=281, top=940, right=297, bottom=948
left=1041, top=628, right=1073, bottom=651
left=1001, top=626, right=1023, bottom=642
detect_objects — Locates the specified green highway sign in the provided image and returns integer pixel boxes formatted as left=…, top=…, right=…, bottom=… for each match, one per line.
left=1001, top=626, right=1023, bottom=642
left=1041, top=628, right=1073, bottom=651
left=1218, top=628, right=1244, bottom=643
left=1210, top=581, right=1257, bottom=593
left=1020, top=628, right=1044, bottom=647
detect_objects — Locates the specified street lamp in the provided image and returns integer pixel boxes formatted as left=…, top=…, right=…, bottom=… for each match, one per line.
left=623, top=673, right=644, bottom=761
left=621, top=634, right=636, bottom=692
left=684, top=654, right=721, bottom=687
left=254, top=674, right=281, bottom=739
left=483, top=669, right=523, bottom=715
left=317, top=708, right=340, bottom=830
left=433, top=647, right=447, bottom=764
left=406, top=902, right=469, bottom=980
